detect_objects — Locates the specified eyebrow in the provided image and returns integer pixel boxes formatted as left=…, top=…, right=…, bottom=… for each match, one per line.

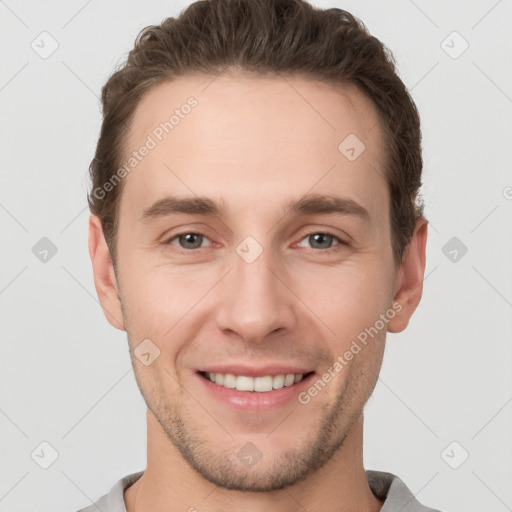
left=139, top=193, right=371, bottom=223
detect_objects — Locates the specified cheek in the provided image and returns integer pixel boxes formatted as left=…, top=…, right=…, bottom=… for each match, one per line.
left=118, top=263, right=211, bottom=351
left=298, top=263, right=392, bottom=337
left=118, top=239, right=394, bottom=342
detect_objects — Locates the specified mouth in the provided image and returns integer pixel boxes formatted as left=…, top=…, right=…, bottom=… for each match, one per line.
left=198, top=370, right=315, bottom=392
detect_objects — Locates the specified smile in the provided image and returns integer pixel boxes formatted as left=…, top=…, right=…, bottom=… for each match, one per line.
left=200, top=371, right=314, bottom=392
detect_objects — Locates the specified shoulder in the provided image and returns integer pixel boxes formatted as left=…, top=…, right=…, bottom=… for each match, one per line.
left=75, top=470, right=145, bottom=512
left=366, top=470, right=444, bottom=512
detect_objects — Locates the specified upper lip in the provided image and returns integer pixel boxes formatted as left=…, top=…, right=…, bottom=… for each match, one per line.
left=197, top=364, right=314, bottom=378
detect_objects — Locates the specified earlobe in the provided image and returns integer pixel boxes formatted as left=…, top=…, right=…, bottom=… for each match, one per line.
left=88, top=214, right=125, bottom=331
left=387, top=218, right=428, bottom=334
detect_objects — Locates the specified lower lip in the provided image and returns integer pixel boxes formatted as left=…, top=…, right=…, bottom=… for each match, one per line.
left=196, top=372, right=315, bottom=413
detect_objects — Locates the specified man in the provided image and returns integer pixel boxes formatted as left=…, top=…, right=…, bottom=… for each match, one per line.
left=80, top=0, right=441, bottom=510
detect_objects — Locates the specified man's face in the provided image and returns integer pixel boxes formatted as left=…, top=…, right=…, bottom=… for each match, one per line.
left=105, top=73, right=405, bottom=491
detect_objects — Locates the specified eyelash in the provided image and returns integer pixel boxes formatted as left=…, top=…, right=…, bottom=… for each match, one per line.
left=163, top=230, right=347, bottom=255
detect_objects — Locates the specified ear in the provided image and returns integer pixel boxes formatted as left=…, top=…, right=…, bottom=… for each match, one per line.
left=387, top=218, right=428, bottom=333
left=88, top=214, right=125, bottom=331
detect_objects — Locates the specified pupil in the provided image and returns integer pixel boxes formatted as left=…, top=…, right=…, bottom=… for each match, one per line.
left=311, top=233, right=331, bottom=248
left=181, top=233, right=202, bottom=249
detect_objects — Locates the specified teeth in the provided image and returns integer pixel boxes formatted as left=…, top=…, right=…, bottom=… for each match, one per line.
left=254, top=376, right=273, bottom=392
left=205, top=372, right=307, bottom=392
left=284, top=374, right=295, bottom=386
left=223, top=373, right=236, bottom=388
left=273, top=374, right=285, bottom=389
left=236, top=375, right=254, bottom=391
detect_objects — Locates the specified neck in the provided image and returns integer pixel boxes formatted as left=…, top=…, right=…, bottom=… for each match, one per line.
left=124, top=410, right=383, bottom=512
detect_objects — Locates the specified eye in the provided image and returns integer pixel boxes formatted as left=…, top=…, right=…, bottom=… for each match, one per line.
left=297, top=231, right=346, bottom=252
left=163, top=230, right=347, bottom=254
left=165, top=232, right=212, bottom=251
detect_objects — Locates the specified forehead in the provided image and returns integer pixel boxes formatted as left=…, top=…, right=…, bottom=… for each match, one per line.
left=121, top=72, right=388, bottom=223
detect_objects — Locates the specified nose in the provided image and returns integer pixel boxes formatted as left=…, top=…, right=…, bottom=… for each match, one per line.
left=215, top=244, right=297, bottom=344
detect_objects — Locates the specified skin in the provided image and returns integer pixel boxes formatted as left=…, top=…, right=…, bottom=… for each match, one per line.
left=89, top=72, right=428, bottom=512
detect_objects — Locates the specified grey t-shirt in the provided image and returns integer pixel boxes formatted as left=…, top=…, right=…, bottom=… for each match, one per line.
left=76, top=469, right=443, bottom=512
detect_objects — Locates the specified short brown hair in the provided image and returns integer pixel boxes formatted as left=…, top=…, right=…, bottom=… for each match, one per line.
left=88, top=0, right=425, bottom=268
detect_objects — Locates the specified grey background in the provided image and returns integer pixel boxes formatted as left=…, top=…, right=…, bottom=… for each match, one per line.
left=1, top=1, right=511, bottom=511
